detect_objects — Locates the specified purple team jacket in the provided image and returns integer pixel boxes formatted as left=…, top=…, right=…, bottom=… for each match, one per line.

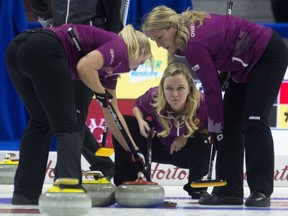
left=135, top=87, right=208, bottom=151
left=176, top=14, right=273, bottom=132
left=49, top=23, right=130, bottom=90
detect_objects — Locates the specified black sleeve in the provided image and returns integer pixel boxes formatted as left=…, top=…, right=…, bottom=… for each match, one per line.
left=103, top=0, right=123, bottom=33
left=30, top=0, right=53, bottom=20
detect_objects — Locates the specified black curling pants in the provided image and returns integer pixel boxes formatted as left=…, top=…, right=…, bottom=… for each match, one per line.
left=112, top=115, right=211, bottom=187
left=5, top=31, right=83, bottom=200
left=214, top=32, right=288, bottom=198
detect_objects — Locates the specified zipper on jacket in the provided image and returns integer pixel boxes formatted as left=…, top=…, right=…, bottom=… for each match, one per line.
left=65, top=0, right=71, bottom=24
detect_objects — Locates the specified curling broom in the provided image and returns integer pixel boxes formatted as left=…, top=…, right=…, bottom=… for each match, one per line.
left=190, top=143, right=227, bottom=188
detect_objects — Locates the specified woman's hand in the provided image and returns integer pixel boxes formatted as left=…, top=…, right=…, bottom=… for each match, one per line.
left=94, top=90, right=113, bottom=108
left=170, top=136, right=188, bottom=155
left=138, top=119, right=151, bottom=138
left=133, top=107, right=154, bottom=138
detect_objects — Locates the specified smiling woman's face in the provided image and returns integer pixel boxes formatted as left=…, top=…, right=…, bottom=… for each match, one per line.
left=147, top=25, right=177, bottom=53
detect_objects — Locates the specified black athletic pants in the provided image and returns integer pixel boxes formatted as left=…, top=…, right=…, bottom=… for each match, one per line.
left=6, top=30, right=82, bottom=199
left=214, top=32, right=288, bottom=198
left=112, top=115, right=211, bottom=187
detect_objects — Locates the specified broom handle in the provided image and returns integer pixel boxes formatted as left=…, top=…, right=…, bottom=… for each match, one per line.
left=226, top=1, right=233, bottom=15
left=207, top=144, right=216, bottom=180
left=146, top=128, right=153, bottom=177
left=107, top=104, right=151, bottom=181
left=102, top=124, right=108, bottom=147
left=221, top=1, right=233, bottom=91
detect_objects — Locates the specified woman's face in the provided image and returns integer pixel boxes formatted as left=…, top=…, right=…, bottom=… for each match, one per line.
left=129, top=54, right=149, bottom=70
left=146, top=25, right=177, bottom=53
left=163, top=74, right=189, bottom=113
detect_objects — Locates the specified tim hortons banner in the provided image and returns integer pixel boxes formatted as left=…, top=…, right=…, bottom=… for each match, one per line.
left=1, top=151, right=288, bottom=186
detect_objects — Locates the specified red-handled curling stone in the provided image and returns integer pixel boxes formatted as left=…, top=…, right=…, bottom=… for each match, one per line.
left=0, top=153, right=19, bottom=185
left=115, top=173, right=165, bottom=207
left=82, top=171, right=116, bottom=207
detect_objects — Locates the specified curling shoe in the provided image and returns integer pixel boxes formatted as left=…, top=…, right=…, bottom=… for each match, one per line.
left=12, top=194, right=38, bottom=205
left=199, top=193, right=243, bottom=205
left=245, top=191, right=270, bottom=207
left=183, top=183, right=209, bottom=199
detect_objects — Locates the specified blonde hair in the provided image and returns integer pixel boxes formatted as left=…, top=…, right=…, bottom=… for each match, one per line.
left=142, top=5, right=210, bottom=51
left=119, top=24, right=153, bottom=65
left=152, top=62, right=201, bottom=138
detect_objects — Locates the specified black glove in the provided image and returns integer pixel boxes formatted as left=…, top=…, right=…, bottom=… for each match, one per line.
left=127, top=149, right=146, bottom=172
left=95, top=90, right=113, bottom=108
left=218, top=71, right=231, bottom=91
left=210, top=133, right=224, bottom=150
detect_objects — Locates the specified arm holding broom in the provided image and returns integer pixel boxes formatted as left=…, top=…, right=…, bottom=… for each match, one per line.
left=69, top=25, right=151, bottom=179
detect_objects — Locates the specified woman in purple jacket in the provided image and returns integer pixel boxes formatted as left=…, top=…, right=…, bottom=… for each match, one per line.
left=5, top=24, right=151, bottom=205
left=142, top=5, right=288, bottom=207
left=112, top=62, right=211, bottom=199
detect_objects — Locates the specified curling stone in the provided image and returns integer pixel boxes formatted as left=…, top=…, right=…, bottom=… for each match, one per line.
left=115, top=173, right=165, bottom=208
left=39, top=178, right=92, bottom=216
left=0, top=153, right=19, bottom=184
left=82, top=171, right=116, bottom=207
